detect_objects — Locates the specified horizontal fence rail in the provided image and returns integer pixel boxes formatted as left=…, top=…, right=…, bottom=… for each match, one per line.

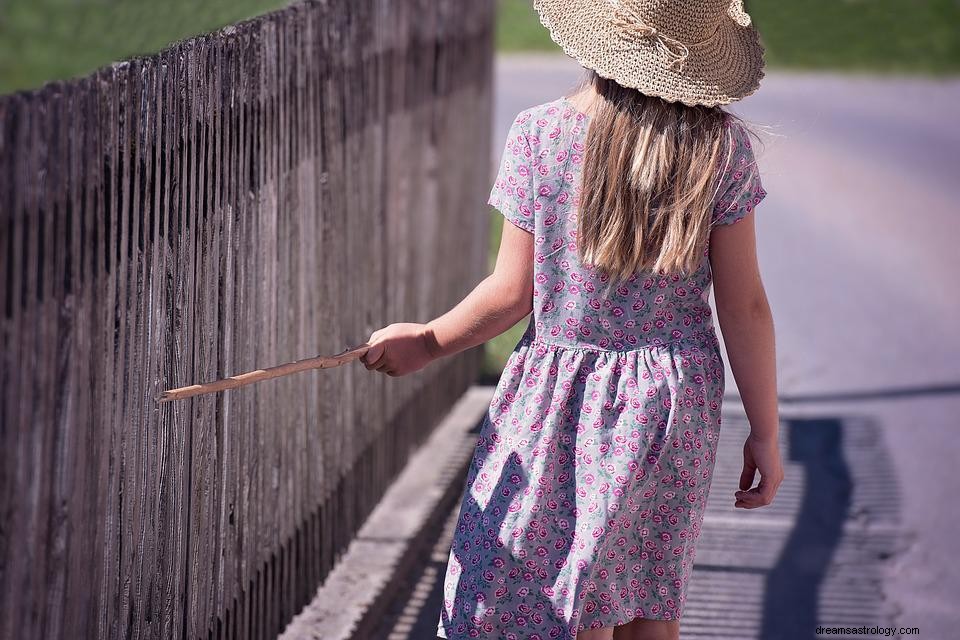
left=0, top=0, right=494, bottom=638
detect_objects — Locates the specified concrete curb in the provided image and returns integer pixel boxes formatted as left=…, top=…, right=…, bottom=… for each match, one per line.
left=278, top=385, right=494, bottom=640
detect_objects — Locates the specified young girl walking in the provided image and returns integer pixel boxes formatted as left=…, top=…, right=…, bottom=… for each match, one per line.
left=360, top=1, right=784, bottom=638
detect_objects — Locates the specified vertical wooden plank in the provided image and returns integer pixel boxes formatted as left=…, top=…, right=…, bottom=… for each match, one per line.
left=270, top=25, right=286, bottom=639
left=249, top=26, right=266, bottom=640
left=126, top=58, right=152, bottom=639
left=203, top=37, right=225, bottom=636
left=311, top=3, right=335, bottom=581
left=12, top=91, right=36, bottom=639
left=157, top=47, right=192, bottom=640
left=300, top=4, right=320, bottom=533
left=94, top=63, right=122, bottom=640
left=112, top=59, right=136, bottom=640
left=221, top=33, right=243, bottom=632
left=233, top=32, right=252, bottom=640
left=59, top=79, right=92, bottom=639
left=77, top=73, right=108, bottom=640
left=169, top=39, right=195, bottom=640
left=211, top=35, right=238, bottom=633
left=185, top=37, right=222, bottom=638
left=42, top=83, right=73, bottom=640
left=286, top=16, right=303, bottom=623
left=0, top=96, right=22, bottom=640
left=274, top=16, right=288, bottom=636
left=213, top=36, right=233, bottom=640
left=183, top=37, right=210, bottom=640
left=259, top=20, right=279, bottom=599
left=3, top=95, right=26, bottom=638
left=31, top=85, right=58, bottom=640
left=146, top=57, right=167, bottom=640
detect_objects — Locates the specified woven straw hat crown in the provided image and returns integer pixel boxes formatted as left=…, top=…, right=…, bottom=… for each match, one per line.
left=534, top=0, right=765, bottom=106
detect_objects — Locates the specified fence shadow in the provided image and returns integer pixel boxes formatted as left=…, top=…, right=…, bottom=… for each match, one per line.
left=683, top=413, right=905, bottom=639
left=760, top=418, right=851, bottom=639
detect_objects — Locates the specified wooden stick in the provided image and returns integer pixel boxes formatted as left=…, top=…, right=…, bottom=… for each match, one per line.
left=157, top=343, right=372, bottom=402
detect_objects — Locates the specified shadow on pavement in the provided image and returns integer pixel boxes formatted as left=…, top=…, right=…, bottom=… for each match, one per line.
left=373, top=414, right=907, bottom=640
left=761, top=418, right=851, bottom=639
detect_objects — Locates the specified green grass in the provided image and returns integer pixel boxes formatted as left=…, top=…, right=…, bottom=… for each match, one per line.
left=495, top=0, right=556, bottom=53
left=0, top=0, right=289, bottom=95
left=496, top=0, right=960, bottom=74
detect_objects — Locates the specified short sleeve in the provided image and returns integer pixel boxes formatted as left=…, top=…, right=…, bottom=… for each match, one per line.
left=711, top=121, right=767, bottom=227
left=488, top=111, right=536, bottom=233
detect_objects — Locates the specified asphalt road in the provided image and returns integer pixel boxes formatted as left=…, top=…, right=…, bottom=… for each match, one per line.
left=377, top=56, right=960, bottom=640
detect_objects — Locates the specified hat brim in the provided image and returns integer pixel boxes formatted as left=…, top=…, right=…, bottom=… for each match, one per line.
left=534, top=0, right=766, bottom=107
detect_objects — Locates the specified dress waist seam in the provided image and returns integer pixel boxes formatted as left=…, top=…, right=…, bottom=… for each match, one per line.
left=523, top=327, right=719, bottom=354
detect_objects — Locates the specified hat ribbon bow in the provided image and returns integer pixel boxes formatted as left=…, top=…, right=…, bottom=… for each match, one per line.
left=608, top=5, right=692, bottom=72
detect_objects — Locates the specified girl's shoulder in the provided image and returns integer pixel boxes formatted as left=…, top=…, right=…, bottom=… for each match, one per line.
left=721, top=114, right=759, bottom=157
left=507, top=96, right=587, bottom=152
left=712, top=114, right=767, bottom=226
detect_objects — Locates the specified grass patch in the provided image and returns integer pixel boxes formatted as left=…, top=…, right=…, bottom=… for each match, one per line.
left=496, top=0, right=960, bottom=74
left=0, top=0, right=289, bottom=95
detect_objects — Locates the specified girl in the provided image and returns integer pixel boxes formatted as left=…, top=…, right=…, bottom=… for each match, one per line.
left=361, top=1, right=784, bottom=638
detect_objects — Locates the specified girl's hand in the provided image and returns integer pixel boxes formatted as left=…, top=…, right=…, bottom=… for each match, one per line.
left=360, top=323, right=436, bottom=377
left=735, top=432, right=784, bottom=509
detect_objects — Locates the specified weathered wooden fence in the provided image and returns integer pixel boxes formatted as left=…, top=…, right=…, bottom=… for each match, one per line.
left=0, top=0, right=494, bottom=638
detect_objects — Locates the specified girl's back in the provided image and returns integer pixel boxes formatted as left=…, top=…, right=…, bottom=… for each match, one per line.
left=490, top=96, right=766, bottom=352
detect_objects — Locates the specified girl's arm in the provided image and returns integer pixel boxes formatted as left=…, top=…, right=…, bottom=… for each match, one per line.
left=709, top=211, right=785, bottom=509
left=360, top=221, right=534, bottom=376
left=425, top=221, right=534, bottom=359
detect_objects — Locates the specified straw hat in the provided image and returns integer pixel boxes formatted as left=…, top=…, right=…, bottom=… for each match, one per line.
left=533, top=0, right=765, bottom=107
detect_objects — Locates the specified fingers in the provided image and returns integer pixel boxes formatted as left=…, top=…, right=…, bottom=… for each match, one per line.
left=361, top=340, right=397, bottom=375
left=738, top=460, right=756, bottom=492
left=734, top=487, right=765, bottom=509
left=361, top=343, right=385, bottom=369
left=735, top=474, right=780, bottom=509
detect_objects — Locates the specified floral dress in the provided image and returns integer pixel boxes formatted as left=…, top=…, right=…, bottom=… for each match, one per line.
left=437, top=96, right=766, bottom=639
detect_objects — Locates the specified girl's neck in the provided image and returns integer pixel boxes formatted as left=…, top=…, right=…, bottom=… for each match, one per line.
left=565, top=82, right=601, bottom=119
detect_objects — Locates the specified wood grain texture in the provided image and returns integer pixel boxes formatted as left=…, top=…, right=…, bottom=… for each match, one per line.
left=0, top=0, right=494, bottom=638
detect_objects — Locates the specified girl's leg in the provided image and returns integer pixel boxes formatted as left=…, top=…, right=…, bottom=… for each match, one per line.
left=576, top=626, right=615, bottom=640
left=612, top=618, right=680, bottom=640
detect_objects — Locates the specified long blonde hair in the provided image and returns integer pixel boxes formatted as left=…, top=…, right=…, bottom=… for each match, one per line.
left=575, top=71, right=747, bottom=288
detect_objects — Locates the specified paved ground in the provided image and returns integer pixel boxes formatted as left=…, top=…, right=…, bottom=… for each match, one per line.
left=374, top=55, right=960, bottom=639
